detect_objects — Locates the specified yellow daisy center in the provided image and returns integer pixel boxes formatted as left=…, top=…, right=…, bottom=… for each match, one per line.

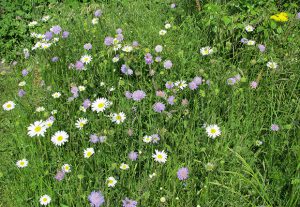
left=7, top=104, right=12, bottom=108
left=87, top=152, right=92, bottom=157
left=43, top=198, right=47, bottom=202
left=210, top=129, right=216, bottom=134
left=108, top=180, right=113, bottom=184
left=34, top=126, right=42, bottom=132
left=79, top=123, right=84, bottom=127
left=157, top=154, right=163, bottom=159
left=98, top=103, right=105, bottom=108
left=116, top=115, right=122, bottom=120
left=20, top=161, right=24, bottom=165
left=57, top=136, right=63, bottom=141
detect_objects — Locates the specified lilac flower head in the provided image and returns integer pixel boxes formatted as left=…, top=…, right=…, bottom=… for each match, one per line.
left=164, top=60, right=173, bottom=69
left=50, top=25, right=62, bottom=34
left=227, top=77, right=236, bottom=85
left=88, top=191, right=105, bottom=207
left=54, top=170, right=65, bottom=181
left=132, top=90, right=146, bottom=101
left=116, top=34, right=124, bottom=41
left=18, top=89, right=26, bottom=97
left=90, top=134, right=99, bottom=143
left=48, top=116, right=55, bottom=121
left=121, top=64, right=133, bottom=75
left=128, top=151, right=138, bottom=161
left=258, top=44, right=266, bottom=52
left=151, top=134, right=160, bottom=143
left=165, top=81, right=174, bottom=89
left=94, top=9, right=102, bottom=17
left=177, top=167, right=189, bottom=180
left=62, top=31, right=69, bottom=38
left=44, top=31, right=53, bottom=40
left=240, top=38, right=248, bottom=44
left=116, top=28, right=123, bottom=34
left=155, top=56, right=162, bottom=62
left=271, top=124, right=279, bottom=131
left=125, top=91, right=133, bottom=99
left=122, top=198, right=137, bottom=207
left=250, top=81, right=258, bottom=89
left=153, top=102, right=165, bottom=113
left=75, top=61, right=84, bottom=70
left=71, top=86, right=79, bottom=98
left=83, top=99, right=91, bottom=109
left=193, top=76, right=202, bottom=85
left=144, top=53, right=153, bottom=65
left=51, top=57, right=59, bottom=62
left=167, top=96, right=175, bottom=105
left=104, top=36, right=114, bottom=46
left=84, top=43, right=92, bottom=50
left=22, top=69, right=28, bottom=76
left=189, top=81, right=198, bottom=90
left=132, top=41, right=139, bottom=47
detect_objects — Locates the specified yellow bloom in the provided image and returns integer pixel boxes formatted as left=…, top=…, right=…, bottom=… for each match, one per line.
left=270, top=12, right=288, bottom=22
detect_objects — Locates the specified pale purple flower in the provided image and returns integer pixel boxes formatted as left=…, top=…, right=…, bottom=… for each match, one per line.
left=44, top=31, right=53, bottom=40
left=170, top=3, right=176, bottom=8
left=116, top=28, right=123, bottom=34
left=71, top=86, right=79, bottom=97
left=122, top=198, right=137, bottom=207
left=155, top=45, right=163, bottom=53
left=83, top=99, right=91, bottom=109
left=88, top=191, right=105, bottom=207
left=271, top=124, right=279, bottom=131
left=167, top=96, right=175, bottom=105
left=132, top=90, right=146, bottom=101
left=94, top=9, right=102, bottom=17
left=189, top=81, right=198, bottom=90
left=121, top=65, right=133, bottom=75
left=163, top=60, right=173, bottom=69
left=155, top=56, right=162, bottom=62
left=227, top=78, right=236, bottom=85
left=75, top=61, right=84, bottom=70
left=144, top=53, right=153, bottom=65
left=62, top=31, right=69, bottom=38
left=250, top=81, right=258, bottom=89
left=128, top=151, right=138, bottom=161
left=153, top=102, right=165, bottom=113
left=90, top=134, right=99, bottom=143
left=193, top=76, right=202, bottom=85
left=258, top=44, right=266, bottom=52
left=54, top=170, right=65, bottom=181
left=51, top=57, right=59, bottom=62
left=18, top=89, right=26, bottom=97
left=125, top=91, right=133, bottom=99
left=132, top=41, right=139, bottom=47
left=156, top=91, right=165, bottom=98
left=241, top=38, right=248, bottom=44
left=84, top=43, right=92, bottom=50
left=165, top=81, right=174, bottom=89
left=116, top=34, right=124, bottom=41
left=51, top=25, right=62, bottom=34
left=177, top=167, right=189, bottom=180
left=22, top=69, right=28, bottom=76
left=104, top=37, right=114, bottom=46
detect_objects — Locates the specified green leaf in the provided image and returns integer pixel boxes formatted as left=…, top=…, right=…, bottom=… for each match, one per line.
left=222, top=16, right=231, bottom=26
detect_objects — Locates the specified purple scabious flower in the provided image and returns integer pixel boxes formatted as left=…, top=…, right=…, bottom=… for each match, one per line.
left=271, top=124, right=279, bottom=131
left=51, top=57, right=59, bottom=62
left=240, top=38, right=248, bottom=44
left=125, top=91, right=133, bottom=99
left=188, top=81, right=198, bottom=90
left=153, top=102, right=165, bottom=113
left=258, top=44, right=266, bottom=52
left=84, top=43, right=92, bottom=50
left=165, top=81, right=174, bottom=89
left=116, top=28, right=123, bottom=34
left=128, top=151, right=138, bottom=161
left=167, top=96, right=175, bottom=105
left=62, top=31, right=69, bottom=38
left=88, top=191, right=105, bottom=207
left=163, top=60, right=173, bottom=69
left=227, top=77, right=236, bottom=85
left=22, top=69, right=28, bottom=76
left=90, top=134, right=99, bottom=143
left=48, top=116, right=55, bottom=121
left=75, top=61, right=84, bottom=70
left=122, top=198, right=137, bottom=207
left=250, top=81, right=258, bottom=89
left=151, top=134, right=160, bottom=143
left=132, top=41, right=139, bottom=47
left=104, top=36, right=114, bottom=46
left=193, top=76, right=202, bottom=85
left=132, top=90, right=146, bottom=101
left=121, top=64, right=133, bottom=75
left=83, top=99, right=91, bottom=109
left=54, top=170, right=65, bottom=181
left=177, top=167, right=189, bottom=181
left=51, top=25, right=62, bottom=34
left=94, top=9, right=102, bottom=17
left=116, top=34, right=124, bottom=41
left=44, top=31, right=53, bottom=40
left=155, top=56, right=162, bottom=62
left=144, top=53, right=153, bottom=65
left=18, top=89, right=26, bottom=97
left=71, top=86, right=79, bottom=98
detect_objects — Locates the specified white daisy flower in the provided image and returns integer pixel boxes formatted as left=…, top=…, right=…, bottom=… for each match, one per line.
left=165, top=23, right=171, bottom=29
left=175, top=80, right=187, bottom=90
left=245, top=25, right=254, bottom=32
left=84, top=148, right=94, bottom=158
left=159, top=30, right=167, bottom=36
left=111, top=112, right=126, bottom=124
left=62, top=164, right=71, bottom=173
left=52, top=92, right=61, bottom=98
left=122, top=45, right=133, bottom=52
left=106, top=176, right=117, bottom=187
left=41, top=15, right=50, bottom=22
left=120, top=163, right=129, bottom=170
left=51, top=110, right=57, bottom=115
left=112, top=56, right=119, bottom=62
left=27, top=120, right=47, bottom=137
left=79, top=106, right=86, bottom=112
left=155, top=45, right=163, bottom=53
left=16, top=159, right=28, bottom=168
left=267, top=61, right=278, bottom=69
left=100, top=82, right=105, bottom=86
left=44, top=119, right=54, bottom=128
left=92, top=18, right=99, bottom=25
left=200, top=46, right=213, bottom=56
left=39, top=195, right=51, bottom=206
left=2, top=101, right=15, bottom=111
left=75, top=118, right=88, bottom=130
left=36, top=34, right=45, bottom=39
left=28, top=21, right=38, bottom=27
left=113, top=38, right=119, bottom=45
left=152, top=150, right=168, bottom=163
left=80, top=55, right=92, bottom=64
left=36, top=106, right=45, bottom=112
left=91, top=98, right=111, bottom=113
left=205, top=124, right=221, bottom=139
left=41, top=43, right=51, bottom=49
left=247, top=40, right=256, bottom=46
left=78, top=86, right=85, bottom=91
left=143, top=135, right=152, bottom=143
left=113, top=44, right=122, bottom=51
left=52, top=37, right=59, bottom=43
left=51, top=131, right=69, bottom=146
left=18, top=81, right=26, bottom=86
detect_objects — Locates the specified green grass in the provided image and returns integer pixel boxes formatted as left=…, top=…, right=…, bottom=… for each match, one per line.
left=0, top=1, right=299, bottom=206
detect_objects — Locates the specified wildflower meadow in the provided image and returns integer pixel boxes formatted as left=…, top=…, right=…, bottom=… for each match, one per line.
left=0, top=1, right=299, bottom=206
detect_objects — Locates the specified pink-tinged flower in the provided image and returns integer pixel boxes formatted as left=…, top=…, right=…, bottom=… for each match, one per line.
left=104, top=37, right=114, bottom=46
left=250, top=81, right=258, bottom=89
left=122, top=198, right=137, bottom=207
left=193, top=76, right=202, bottom=85
left=153, top=102, right=165, bottom=113
left=132, top=90, right=146, bottom=101
left=167, top=96, right=175, bottom=105
left=127, top=128, right=133, bottom=136
left=84, top=43, right=92, bottom=50
left=88, top=191, right=105, bottom=207
left=156, top=90, right=166, bottom=98
left=54, top=170, right=65, bottom=181
left=271, top=124, right=279, bottom=131
left=62, top=31, right=69, bottom=38
left=177, top=167, right=189, bottom=180
left=163, top=60, right=173, bottom=69
left=125, top=91, right=133, bottom=99
left=189, top=81, right=198, bottom=90
left=165, top=81, right=174, bottom=89
left=75, top=61, right=84, bottom=70
left=128, top=151, right=138, bottom=161
left=181, top=99, right=189, bottom=106
left=71, top=86, right=79, bottom=98
left=144, top=53, right=153, bottom=65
